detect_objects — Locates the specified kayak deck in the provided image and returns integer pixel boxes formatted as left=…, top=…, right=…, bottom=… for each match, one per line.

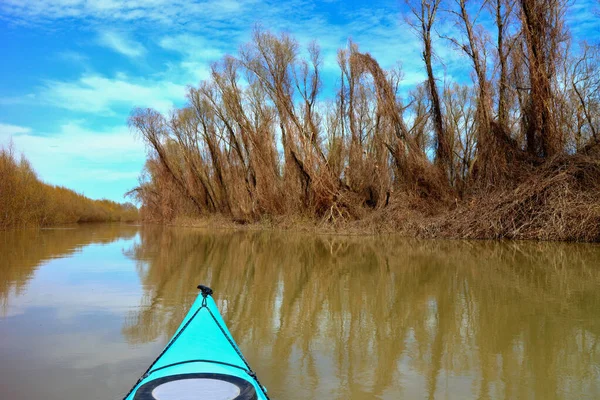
left=124, top=285, right=269, bottom=400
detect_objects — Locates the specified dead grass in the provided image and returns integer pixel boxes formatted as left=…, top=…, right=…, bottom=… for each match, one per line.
left=432, top=154, right=600, bottom=242
left=0, top=145, right=139, bottom=229
left=168, top=154, right=600, bottom=242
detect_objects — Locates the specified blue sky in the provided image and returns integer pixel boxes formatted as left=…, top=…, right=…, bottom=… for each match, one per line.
left=0, top=0, right=598, bottom=202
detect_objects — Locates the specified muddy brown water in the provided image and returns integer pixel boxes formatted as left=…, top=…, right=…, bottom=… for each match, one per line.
left=0, top=224, right=599, bottom=399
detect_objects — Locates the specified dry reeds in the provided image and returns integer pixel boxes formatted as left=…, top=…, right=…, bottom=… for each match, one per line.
left=0, top=145, right=138, bottom=229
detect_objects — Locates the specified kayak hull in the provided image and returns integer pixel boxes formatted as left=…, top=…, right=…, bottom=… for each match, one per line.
left=124, top=286, right=268, bottom=400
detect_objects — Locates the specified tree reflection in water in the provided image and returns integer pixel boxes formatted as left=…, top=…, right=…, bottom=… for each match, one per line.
left=123, top=227, right=600, bottom=400
left=0, top=224, right=139, bottom=313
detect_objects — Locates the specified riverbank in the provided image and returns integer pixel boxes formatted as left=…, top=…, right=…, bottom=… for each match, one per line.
left=167, top=153, right=600, bottom=242
left=0, top=145, right=138, bottom=229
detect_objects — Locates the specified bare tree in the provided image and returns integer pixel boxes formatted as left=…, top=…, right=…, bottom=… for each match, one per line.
left=492, top=0, right=517, bottom=128
left=571, top=43, right=600, bottom=148
left=126, top=18, right=600, bottom=239
left=129, top=108, right=206, bottom=214
left=519, top=0, right=569, bottom=157
left=406, top=0, right=451, bottom=180
left=443, top=83, right=477, bottom=193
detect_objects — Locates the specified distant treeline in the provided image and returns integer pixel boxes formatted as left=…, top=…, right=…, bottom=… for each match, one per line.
left=128, top=0, right=600, bottom=241
left=0, top=145, right=138, bottom=229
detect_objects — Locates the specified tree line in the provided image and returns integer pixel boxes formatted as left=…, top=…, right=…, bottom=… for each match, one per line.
left=0, top=145, right=138, bottom=229
left=129, top=0, right=600, bottom=237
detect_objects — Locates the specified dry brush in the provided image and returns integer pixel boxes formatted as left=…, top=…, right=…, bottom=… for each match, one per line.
left=129, top=3, right=600, bottom=242
left=0, top=145, right=139, bottom=229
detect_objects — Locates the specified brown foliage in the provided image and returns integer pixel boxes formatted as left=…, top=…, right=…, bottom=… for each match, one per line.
left=0, top=145, right=138, bottom=229
left=129, top=10, right=600, bottom=241
left=406, top=0, right=451, bottom=177
left=519, top=0, right=569, bottom=157
left=438, top=154, right=600, bottom=241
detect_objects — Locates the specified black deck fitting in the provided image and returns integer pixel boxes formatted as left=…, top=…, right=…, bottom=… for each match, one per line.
left=197, top=285, right=214, bottom=297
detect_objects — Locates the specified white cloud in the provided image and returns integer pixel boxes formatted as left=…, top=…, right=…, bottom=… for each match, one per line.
left=566, top=0, right=600, bottom=41
left=2, top=0, right=460, bottom=101
left=158, top=34, right=227, bottom=82
left=40, top=73, right=186, bottom=115
left=4, top=121, right=146, bottom=199
left=16, top=122, right=143, bottom=162
left=57, top=50, right=89, bottom=65
left=0, top=123, right=32, bottom=142
left=98, top=30, right=146, bottom=58
left=0, top=0, right=259, bottom=26
left=0, top=93, right=36, bottom=106
left=159, top=34, right=224, bottom=59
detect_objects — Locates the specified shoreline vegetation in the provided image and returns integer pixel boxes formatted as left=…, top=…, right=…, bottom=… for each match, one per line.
left=128, top=1, right=600, bottom=242
left=129, top=3, right=600, bottom=242
left=0, top=145, right=138, bottom=229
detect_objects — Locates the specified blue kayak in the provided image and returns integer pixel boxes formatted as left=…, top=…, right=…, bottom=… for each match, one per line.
left=124, top=285, right=269, bottom=400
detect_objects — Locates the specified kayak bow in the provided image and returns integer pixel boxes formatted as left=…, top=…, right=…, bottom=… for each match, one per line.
left=124, top=285, right=269, bottom=400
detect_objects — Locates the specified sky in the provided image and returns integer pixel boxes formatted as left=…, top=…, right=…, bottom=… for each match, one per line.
left=0, top=0, right=598, bottom=202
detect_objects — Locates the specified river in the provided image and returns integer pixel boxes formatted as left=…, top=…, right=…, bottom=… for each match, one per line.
left=0, top=224, right=599, bottom=399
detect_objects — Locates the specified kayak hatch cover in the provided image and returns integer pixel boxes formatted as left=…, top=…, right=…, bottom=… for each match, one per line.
left=123, top=285, right=270, bottom=400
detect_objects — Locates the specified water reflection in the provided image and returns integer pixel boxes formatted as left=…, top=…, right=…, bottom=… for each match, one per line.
left=1, top=226, right=599, bottom=399
left=0, top=224, right=146, bottom=400
left=0, top=224, right=139, bottom=312
left=124, top=227, right=600, bottom=400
